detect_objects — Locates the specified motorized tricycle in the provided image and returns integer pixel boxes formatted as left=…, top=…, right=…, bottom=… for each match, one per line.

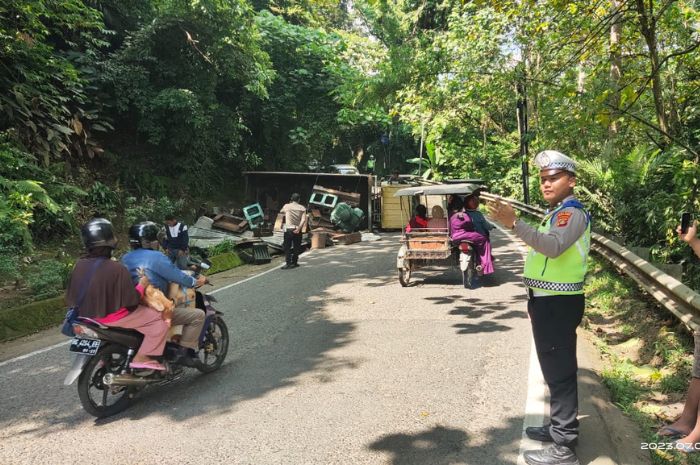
left=395, top=182, right=485, bottom=288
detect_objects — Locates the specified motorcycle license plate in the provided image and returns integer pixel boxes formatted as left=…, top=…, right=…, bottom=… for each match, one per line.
left=69, top=338, right=101, bottom=356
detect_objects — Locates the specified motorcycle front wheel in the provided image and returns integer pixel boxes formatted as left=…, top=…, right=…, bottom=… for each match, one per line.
left=77, top=344, right=133, bottom=418
left=197, top=316, right=229, bottom=373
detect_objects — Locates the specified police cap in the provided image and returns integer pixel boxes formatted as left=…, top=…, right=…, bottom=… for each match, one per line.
left=534, top=150, right=577, bottom=176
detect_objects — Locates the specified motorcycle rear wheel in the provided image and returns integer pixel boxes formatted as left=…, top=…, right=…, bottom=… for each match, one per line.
left=398, top=265, right=411, bottom=287
left=77, top=344, right=133, bottom=418
left=462, top=253, right=477, bottom=289
left=197, top=316, right=229, bottom=373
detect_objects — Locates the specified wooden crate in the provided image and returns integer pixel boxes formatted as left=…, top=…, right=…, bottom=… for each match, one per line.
left=332, top=232, right=362, bottom=245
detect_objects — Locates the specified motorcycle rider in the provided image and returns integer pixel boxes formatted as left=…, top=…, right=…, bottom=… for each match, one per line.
left=66, top=218, right=170, bottom=371
left=122, top=221, right=207, bottom=367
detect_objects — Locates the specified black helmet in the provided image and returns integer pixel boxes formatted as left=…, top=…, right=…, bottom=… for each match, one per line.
left=128, top=221, right=160, bottom=249
left=81, top=218, right=118, bottom=250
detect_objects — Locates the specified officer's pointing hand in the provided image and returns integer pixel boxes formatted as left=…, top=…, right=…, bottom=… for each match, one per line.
left=487, top=199, right=517, bottom=229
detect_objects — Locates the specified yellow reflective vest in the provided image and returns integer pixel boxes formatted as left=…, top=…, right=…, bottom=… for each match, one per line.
left=523, top=202, right=590, bottom=295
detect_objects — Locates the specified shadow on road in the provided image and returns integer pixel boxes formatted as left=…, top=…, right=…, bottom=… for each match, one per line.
left=453, top=320, right=513, bottom=334
left=368, top=416, right=526, bottom=465
left=416, top=229, right=529, bottom=336
left=0, top=238, right=399, bottom=433
left=0, top=229, right=534, bottom=447
left=364, top=366, right=643, bottom=465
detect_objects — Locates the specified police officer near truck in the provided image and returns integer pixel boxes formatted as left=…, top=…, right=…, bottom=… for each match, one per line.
left=279, top=193, right=308, bottom=270
left=488, top=150, right=591, bottom=465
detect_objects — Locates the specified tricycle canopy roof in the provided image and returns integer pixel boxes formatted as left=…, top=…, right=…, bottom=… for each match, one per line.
left=393, top=183, right=483, bottom=197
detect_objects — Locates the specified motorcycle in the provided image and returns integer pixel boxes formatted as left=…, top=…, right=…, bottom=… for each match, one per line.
left=64, top=282, right=229, bottom=418
left=457, top=240, right=481, bottom=289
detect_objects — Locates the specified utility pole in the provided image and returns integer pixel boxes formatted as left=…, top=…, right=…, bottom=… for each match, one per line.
left=516, top=67, right=530, bottom=204
left=418, top=118, right=425, bottom=178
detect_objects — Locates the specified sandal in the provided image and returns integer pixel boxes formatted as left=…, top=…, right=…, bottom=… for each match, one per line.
left=658, top=426, right=689, bottom=439
left=129, top=360, right=166, bottom=371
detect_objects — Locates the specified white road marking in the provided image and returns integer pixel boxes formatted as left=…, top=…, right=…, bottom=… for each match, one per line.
left=0, top=340, right=70, bottom=368
left=517, top=339, right=547, bottom=463
left=209, top=263, right=284, bottom=295
left=0, top=263, right=285, bottom=369
left=493, top=223, right=547, bottom=461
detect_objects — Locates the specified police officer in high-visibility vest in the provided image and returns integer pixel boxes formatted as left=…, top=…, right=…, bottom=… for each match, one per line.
left=366, top=154, right=376, bottom=174
left=489, top=150, right=590, bottom=465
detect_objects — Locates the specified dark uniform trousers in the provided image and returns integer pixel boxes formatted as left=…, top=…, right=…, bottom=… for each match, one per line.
left=283, top=230, right=302, bottom=265
left=527, top=292, right=585, bottom=447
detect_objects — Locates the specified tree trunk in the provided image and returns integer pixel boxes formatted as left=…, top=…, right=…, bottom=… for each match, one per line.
left=577, top=64, right=586, bottom=93
left=635, top=0, right=670, bottom=138
left=609, top=0, right=623, bottom=138
left=530, top=50, right=540, bottom=130
left=353, top=144, right=364, bottom=165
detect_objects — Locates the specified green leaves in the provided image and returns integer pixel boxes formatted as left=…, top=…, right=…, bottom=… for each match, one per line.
left=407, top=140, right=445, bottom=179
left=99, top=0, right=274, bottom=186
left=0, top=2, right=113, bottom=168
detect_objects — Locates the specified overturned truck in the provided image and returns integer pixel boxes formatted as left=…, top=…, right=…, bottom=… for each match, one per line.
left=243, top=171, right=374, bottom=231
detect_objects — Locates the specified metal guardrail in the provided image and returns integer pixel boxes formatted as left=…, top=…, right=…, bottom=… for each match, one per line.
left=481, top=192, right=700, bottom=331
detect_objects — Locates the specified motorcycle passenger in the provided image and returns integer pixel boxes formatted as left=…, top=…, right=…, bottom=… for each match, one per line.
left=122, top=221, right=207, bottom=366
left=464, top=192, right=496, bottom=238
left=447, top=195, right=463, bottom=217
left=66, top=218, right=170, bottom=371
left=450, top=193, right=495, bottom=275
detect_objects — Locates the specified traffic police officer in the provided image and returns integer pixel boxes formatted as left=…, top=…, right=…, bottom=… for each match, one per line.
left=366, top=154, right=376, bottom=174
left=489, top=150, right=590, bottom=465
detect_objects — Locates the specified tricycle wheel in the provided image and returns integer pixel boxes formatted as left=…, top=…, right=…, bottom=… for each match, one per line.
left=398, top=266, right=411, bottom=287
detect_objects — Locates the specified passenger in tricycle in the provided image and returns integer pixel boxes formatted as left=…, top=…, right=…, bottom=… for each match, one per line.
left=405, top=204, right=429, bottom=232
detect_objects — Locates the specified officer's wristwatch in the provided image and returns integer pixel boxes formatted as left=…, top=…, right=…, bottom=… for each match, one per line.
left=510, top=219, right=518, bottom=230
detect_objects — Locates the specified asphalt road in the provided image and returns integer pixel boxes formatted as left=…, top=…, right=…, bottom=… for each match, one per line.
left=0, top=231, right=535, bottom=465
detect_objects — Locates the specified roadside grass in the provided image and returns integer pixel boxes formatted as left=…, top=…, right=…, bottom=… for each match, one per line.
left=0, top=238, right=244, bottom=342
left=585, top=256, right=699, bottom=464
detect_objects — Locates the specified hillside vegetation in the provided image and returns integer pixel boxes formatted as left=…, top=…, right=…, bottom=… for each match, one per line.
left=1, top=0, right=699, bottom=293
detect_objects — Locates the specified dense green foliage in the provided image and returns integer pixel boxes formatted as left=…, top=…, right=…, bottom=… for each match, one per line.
left=352, top=0, right=700, bottom=287
left=1, top=0, right=699, bottom=291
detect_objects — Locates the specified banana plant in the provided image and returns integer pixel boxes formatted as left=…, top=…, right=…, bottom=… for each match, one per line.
left=407, top=140, right=444, bottom=180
